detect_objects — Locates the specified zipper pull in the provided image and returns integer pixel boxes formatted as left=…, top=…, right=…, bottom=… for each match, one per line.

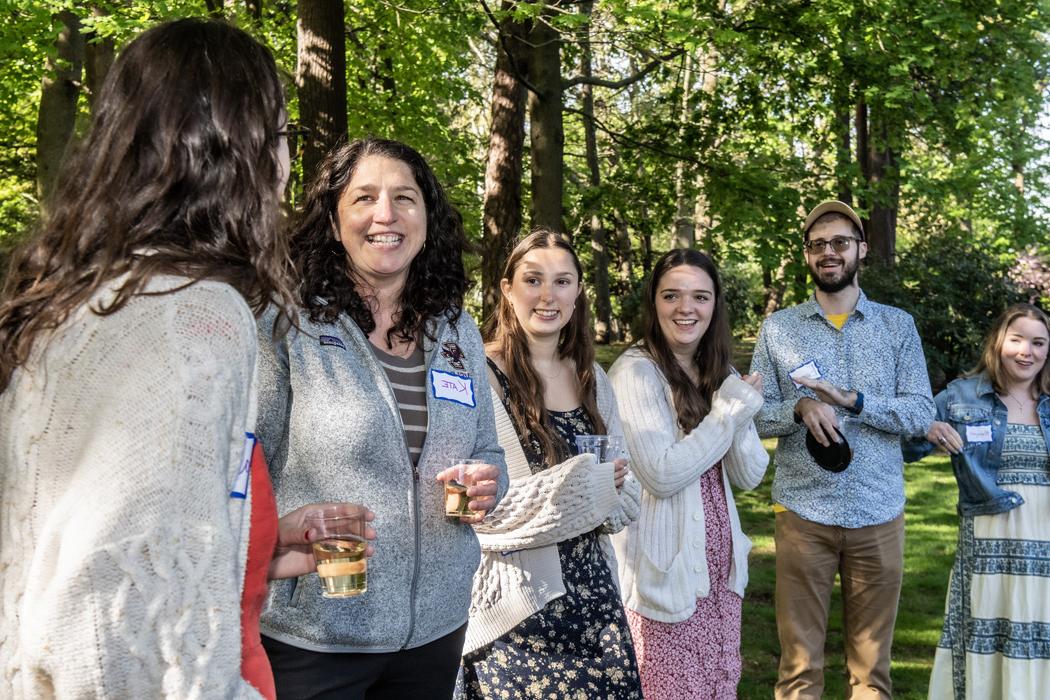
left=412, top=466, right=420, bottom=483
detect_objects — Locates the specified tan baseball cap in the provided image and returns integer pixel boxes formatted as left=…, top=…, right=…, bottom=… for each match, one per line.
left=803, top=200, right=865, bottom=240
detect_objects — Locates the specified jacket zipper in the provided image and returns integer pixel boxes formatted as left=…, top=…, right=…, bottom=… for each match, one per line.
left=393, top=318, right=445, bottom=649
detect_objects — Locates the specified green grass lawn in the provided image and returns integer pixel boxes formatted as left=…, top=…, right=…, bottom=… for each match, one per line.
left=735, top=443, right=958, bottom=698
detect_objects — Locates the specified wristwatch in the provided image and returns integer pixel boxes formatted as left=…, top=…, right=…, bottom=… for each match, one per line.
left=846, top=390, right=864, bottom=415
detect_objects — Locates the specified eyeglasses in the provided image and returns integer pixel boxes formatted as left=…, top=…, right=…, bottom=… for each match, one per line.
left=803, top=236, right=860, bottom=254
left=277, top=122, right=310, bottom=162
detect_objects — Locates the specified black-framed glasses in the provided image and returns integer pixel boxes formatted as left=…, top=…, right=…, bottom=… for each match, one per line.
left=276, top=122, right=310, bottom=162
left=803, top=236, right=859, bottom=254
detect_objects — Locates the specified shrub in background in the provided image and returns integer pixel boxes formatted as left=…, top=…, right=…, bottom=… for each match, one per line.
left=862, top=229, right=1024, bottom=392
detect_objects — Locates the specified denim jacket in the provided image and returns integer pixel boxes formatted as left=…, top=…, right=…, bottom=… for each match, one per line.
left=903, top=373, right=1050, bottom=517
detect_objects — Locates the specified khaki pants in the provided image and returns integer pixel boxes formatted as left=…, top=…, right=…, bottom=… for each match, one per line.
left=774, top=510, right=905, bottom=700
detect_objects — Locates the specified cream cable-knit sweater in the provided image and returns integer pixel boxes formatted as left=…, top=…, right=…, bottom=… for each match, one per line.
left=464, top=365, right=641, bottom=655
left=0, top=277, right=263, bottom=699
left=609, top=347, right=768, bottom=623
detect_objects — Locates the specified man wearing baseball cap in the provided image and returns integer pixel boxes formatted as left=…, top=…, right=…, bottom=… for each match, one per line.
left=749, top=200, right=934, bottom=698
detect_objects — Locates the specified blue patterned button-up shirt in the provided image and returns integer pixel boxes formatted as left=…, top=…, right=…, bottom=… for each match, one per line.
left=749, top=291, right=935, bottom=527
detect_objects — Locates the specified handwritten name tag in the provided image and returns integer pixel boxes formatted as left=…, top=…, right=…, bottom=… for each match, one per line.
left=789, top=360, right=823, bottom=389
left=430, top=369, right=476, bottom=408
left=966, top=424, right=993, bottom=444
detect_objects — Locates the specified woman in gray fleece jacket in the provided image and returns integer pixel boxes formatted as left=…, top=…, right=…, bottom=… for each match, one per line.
left=255, top=138, right=508, bottom=699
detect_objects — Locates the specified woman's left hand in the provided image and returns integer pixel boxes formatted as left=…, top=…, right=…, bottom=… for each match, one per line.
left=436, top=463, right=501, bottom=524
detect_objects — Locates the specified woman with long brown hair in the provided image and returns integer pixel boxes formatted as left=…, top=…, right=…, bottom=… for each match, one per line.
left=907, top=303, right=1050, bottom=698
left=0, top=19, right=372, bottom=699
left=460, top=230, right=643, bottom=698
left=608, top=248, right=767, bottom=699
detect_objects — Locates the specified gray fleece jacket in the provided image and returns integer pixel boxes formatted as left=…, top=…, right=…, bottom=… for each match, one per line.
left=254, top=305, right=508, bottom=653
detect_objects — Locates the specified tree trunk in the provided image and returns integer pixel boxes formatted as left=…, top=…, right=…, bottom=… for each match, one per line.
left=863, top=102, right=899, bottom=265
left=672, top=53, right=695, bottom=249
left=527, top=3, right=564, bottom=233
left=578, top=0, right=610, bottom=342
left=83, top=7, right=114, bottom=111
left=481, top=3, right=529, bottom=319
left=613, top=213, right=634, bottom=342
left=36, top=10, right=84, bottom=206
left=832, top=80, right=852, bottom=206
left=297, top=0, right=347, bottom=178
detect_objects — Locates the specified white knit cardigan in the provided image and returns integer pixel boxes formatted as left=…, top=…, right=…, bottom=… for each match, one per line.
left=464, top=364, right=642, bottom=655
left=608, top=347, right=768, bottom=623
left=0, top=277, right=264, bottom=699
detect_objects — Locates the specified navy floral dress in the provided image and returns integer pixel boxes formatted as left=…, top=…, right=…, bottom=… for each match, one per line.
left=459, top=361, right=642, bottom=699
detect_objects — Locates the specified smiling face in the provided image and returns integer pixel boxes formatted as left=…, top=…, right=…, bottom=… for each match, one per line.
left=654, top=264, right=716, bottom=358
left=500, top=247, right=581, bottom=343
left=805, top=218, right=866, bottom=294
left=999, top=316, right=1049, bottom=388
left=334, top=154, right=427, bottom=293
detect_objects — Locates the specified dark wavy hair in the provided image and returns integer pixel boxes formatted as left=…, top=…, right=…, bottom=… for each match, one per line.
left=968, top=303, right=1050, bottom=398
left=639, top=249, right=732, bottom=432
left=292, top=137, right=469, bottom=346
left=0, top=18, right=294, bottom=393
left=483, top=230, right=606, bottom=466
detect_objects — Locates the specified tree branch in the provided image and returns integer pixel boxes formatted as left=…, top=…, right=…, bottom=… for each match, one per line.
left=563, top=47, right=684, bottom=89
left=478, top=0, right=542, bottom=98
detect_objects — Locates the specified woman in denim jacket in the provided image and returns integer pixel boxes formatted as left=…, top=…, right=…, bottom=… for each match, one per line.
left=905, top=303, right=1050, bottom=699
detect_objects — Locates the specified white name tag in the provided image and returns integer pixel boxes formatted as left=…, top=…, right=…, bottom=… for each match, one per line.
left=230, top=432, right=255, bottom=499
left=966, top=424, right=993, bottom=443
left=789, top=360, right=823, bottom=389
left=430, top=369, right=476, bottom=408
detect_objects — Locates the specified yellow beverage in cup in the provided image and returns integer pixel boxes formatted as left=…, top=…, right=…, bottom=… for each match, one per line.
left=444, top=479, right=474, bottom=518
left=313, top=538, right=367, bottom=598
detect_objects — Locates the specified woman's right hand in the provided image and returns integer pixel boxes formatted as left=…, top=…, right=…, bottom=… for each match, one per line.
left=926, top=420, right=962, bottom=454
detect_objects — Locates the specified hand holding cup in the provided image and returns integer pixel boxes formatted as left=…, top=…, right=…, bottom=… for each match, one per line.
left=436, top=459, right=500, bottom=524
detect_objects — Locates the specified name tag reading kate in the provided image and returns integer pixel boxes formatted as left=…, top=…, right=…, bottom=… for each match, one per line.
left=430, top=369, right=476, bottom=408
left=966, top=424, right=993, bottom=444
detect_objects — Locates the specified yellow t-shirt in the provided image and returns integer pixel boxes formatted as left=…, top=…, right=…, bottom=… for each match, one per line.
left=825, top=312, right=849, bottom=330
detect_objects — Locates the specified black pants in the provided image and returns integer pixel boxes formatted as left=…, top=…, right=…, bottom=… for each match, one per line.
left=262, top=624, right=467, bottom=700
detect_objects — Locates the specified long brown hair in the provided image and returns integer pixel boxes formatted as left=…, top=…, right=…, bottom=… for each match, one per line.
left=483, top=230, right=606, bottom=466
left=640, top=249, right=732, bottom=432
left=0, top=18, right=295, bottom=393
left=967, top=303, right=1050, bottom=397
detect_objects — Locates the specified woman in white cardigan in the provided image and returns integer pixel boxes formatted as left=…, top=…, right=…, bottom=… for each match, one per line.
left=460, top=231, right=643, bottom=698
left=608, top=248, right=768, bottom=699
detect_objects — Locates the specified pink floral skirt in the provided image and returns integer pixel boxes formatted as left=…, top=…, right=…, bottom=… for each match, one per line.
left=626, top=462, right=743, bottom=700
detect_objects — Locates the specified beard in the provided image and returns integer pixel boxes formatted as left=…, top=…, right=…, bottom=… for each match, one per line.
left=810, top=254, right=860, bottom=293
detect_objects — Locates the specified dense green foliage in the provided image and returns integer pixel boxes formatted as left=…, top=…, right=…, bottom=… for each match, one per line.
left=2, top=0, right=1049, bottom=386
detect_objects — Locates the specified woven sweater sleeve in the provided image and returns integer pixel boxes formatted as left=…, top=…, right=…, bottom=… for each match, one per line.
left=609, top=351, right=764, bottom=499
left=11, top=286, right=263, bottom=699
left=473, top=452, right=621, bottom=552
left=722, top=416, right=769, bottom=491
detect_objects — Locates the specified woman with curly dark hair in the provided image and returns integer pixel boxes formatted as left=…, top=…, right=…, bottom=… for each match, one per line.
left=0, top=18, right=374, bottom=699
left=254, top=137, right=507, bottom=699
